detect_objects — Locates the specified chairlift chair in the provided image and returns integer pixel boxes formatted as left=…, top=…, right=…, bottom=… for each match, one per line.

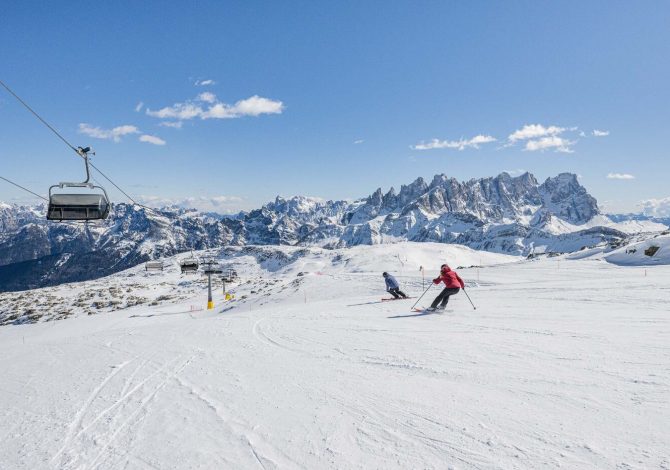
left=46, top=147, right=111, bottom=221
left=145, top=260, right=164, bottom=271
left=180, top=255, right=199, bottom=274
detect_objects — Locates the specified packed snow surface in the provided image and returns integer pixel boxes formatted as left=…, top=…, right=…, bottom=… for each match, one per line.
left=0, top=243, right=668, bottom=469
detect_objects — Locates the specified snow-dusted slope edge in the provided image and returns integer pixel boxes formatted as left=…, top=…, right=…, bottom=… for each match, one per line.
left=0, top=247, right=668, bottom=469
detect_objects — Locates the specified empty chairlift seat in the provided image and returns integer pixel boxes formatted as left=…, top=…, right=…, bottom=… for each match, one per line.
left=180, top=259, right=199, bottom=273
left=47, top=189, right=110, bottom=221
left=145, top=260, right=165, bottom=271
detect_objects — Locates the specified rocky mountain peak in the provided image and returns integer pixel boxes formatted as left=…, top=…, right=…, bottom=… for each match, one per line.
left=538, top=173, right=599, bottom=224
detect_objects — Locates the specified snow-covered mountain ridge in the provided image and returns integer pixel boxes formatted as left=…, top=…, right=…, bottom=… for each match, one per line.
left=1, top=171, right=662, bottom=291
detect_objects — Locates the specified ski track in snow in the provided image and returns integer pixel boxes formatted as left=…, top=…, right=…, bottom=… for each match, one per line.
left=48, top=352, right=197, bottom=470
left=50, top=359, right=134, bottom=466
left=84, top=355, right=196, bottom=470
left=0, top=245, right=669, bottom=469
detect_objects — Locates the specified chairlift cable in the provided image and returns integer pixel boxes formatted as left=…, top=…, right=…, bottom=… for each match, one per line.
left=88, top=162, right=148, bottom=209
left=0, top=175, right=48, bottom=201
left=86, top=160, right=160, bottom=214
left=0, top=80, right=79, bottom=156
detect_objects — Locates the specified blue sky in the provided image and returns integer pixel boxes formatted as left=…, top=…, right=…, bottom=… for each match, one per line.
left=1, top=1, right=669, bottom=215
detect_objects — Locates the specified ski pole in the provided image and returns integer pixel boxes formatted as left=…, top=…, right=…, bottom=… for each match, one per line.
left=463, top=288, right=476, bottom=310
left=411, top=283, right=433, bottom=310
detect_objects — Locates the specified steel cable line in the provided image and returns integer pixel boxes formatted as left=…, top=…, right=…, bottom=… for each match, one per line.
left=0, top=175, right=48, bottom=201
left=88, top=161, right=154, bottom=211
left=0, top=80, right=79, bottom=154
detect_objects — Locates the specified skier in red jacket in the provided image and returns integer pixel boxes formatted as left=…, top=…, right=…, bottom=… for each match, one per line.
left=429, top=264, right=465, bottom=310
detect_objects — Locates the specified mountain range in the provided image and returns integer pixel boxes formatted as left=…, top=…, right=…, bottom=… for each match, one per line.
left=1, top=171, right=660, bottom=292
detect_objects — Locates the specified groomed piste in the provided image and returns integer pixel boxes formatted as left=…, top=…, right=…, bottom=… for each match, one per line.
left=1, top=242, right=668, bottom=469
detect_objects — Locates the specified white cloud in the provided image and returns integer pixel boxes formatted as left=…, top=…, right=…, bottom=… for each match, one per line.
left=217, top=95, right=284, bottom=117
left=195, top=79, right=216, bottom=86
left=508, top=124, right=566, bottom=143
left=468, top=134, right=497, bottom=146
left=505, top=124, right=578, bottom=153
left=78, top=123, right=139, bottom=142
left=412, top=134, right=496, bottom=151
left=503, top=169, right=526, bottom=176
left=606, top=173, right=635, bottom=180
left=197, top=92, right=217, bottom=103
left=139, top=134, right=166, bottom=146
left=159, top=121, right=183, bottom=129
left=412, top=122, right=600, bottom=154
left=354, top=139, right=364, bottom=144
left=639, top=197, right=670, bottom=217
left=135, top=102, right=144, bottom=112
left=138, top=194, right=248, bottom=214
left=146, top=102, right=203, bottom=120
left=146, top=94, right=284, bottom=121
left=199, top=103, right=233, bottom=119
left=524, top=136, right=575, bottom=153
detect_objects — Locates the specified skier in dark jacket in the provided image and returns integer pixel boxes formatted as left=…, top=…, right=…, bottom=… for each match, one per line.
left=383, top=272, right=408, bottom=299
left=429, top=264, right=465, bottom=310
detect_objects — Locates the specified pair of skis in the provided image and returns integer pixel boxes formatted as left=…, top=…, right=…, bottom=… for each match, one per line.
left=411, top=306, right=450, bottom=313
left=381, top=296, right=415, bottom=302
left=411, top=285, right=478, bottom=311
left=382, top=296, right=448, bottom=313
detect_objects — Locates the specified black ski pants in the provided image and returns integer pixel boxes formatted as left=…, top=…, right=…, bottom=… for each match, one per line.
left=431, top=287, right=460, bottom=308
left=389, top=287, right=408, bottom=299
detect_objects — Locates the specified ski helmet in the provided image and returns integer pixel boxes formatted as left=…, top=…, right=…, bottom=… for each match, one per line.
left=382, top=272, right=388, bottom=277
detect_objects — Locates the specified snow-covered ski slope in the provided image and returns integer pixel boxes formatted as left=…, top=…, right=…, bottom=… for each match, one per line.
left=1, top=242, right=668, bottom=469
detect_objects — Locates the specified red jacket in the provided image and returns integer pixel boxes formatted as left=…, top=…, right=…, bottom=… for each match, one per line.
left=433, top=268, right=464, bottom=289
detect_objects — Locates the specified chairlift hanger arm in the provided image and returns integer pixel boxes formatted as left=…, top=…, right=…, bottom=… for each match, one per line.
left=65, top=146, right=93, bottom=185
